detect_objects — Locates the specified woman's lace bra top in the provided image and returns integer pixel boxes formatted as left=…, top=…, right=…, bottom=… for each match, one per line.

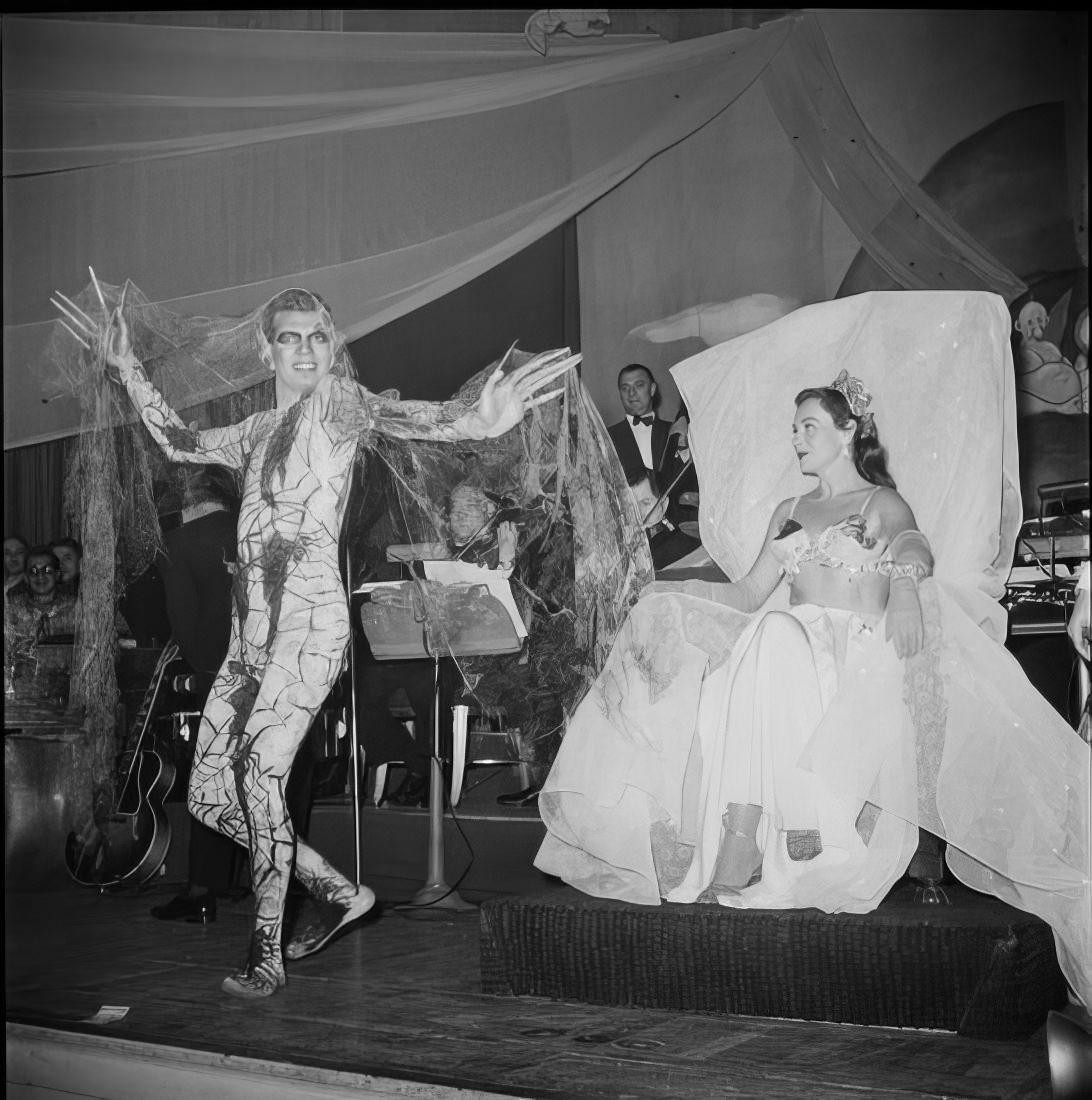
left=770, top=488, right=890, bottom=578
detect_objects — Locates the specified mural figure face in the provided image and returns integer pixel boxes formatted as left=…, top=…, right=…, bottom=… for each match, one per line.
left=618, top=368, right=657, bottom=418
left=1016, top=302, right=1049, bottom=342
left=269, top=309, right=334, bottom=402
left=3, top=537, right=27, bottom=579
left=792, top=397, right=854, bottom=478
left=25, top=552, right=59, bottom=599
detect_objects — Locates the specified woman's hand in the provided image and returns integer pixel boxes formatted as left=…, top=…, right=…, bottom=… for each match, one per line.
left=885, top=577, right=924, bottom=658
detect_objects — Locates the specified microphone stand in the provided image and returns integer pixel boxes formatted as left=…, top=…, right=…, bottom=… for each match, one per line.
left=404, top=563, right=475, bottom=913
left=345, top=546, right=363, bottom=885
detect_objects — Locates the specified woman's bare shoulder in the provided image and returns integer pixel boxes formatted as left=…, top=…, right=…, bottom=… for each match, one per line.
left=867, top=485, right=918, bottom=530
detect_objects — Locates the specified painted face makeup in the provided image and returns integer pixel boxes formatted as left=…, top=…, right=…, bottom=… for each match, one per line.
left=269, top=309, right=334, bottom=401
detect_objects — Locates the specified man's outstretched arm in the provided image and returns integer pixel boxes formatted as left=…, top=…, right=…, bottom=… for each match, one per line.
left=54, top=284, right=249, bottom=469
left=368, top=348, right=579, bottom=443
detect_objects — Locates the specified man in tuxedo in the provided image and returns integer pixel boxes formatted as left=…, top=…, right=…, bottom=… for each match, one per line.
left=606, top=363, right=699, bottom=569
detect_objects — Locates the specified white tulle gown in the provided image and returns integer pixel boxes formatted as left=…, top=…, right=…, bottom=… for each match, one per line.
left=535, top=291, right=1090, bottom=1008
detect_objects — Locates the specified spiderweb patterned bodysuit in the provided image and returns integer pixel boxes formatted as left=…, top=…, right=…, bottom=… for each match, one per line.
left=122, top=366, right=467, bottom=966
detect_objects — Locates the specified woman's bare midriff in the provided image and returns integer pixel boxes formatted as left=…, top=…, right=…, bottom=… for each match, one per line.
left=788, top=563, right=889, bottom=616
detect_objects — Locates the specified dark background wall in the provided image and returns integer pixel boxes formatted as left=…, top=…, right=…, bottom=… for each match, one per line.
left=347, top=223, right=579, bottom=400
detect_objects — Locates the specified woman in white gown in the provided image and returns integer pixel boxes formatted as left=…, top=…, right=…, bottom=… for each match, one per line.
left=535, top=291, right=1090, bottom=1008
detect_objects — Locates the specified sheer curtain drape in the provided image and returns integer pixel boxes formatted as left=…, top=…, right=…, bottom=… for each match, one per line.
left=5, top=13, right=1028, bottom=448
left=3, top=17, right=787, bottom=446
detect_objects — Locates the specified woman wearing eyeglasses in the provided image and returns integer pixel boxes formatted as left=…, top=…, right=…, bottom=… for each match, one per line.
left=4, top=546, right=78, bottom=648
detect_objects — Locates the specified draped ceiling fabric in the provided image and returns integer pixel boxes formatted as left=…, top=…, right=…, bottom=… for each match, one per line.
left=586, top=8, right=1062, bottom=419
left=4, top=12, right=1028, bottom=449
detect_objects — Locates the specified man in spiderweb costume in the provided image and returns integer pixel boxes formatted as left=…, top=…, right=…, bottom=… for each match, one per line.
left=54, top=282, right=591, bottom=999
left=51, top=279, right=642, bottom=1003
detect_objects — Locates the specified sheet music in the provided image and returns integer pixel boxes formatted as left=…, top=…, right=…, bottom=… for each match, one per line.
left=421, top=560, right=527, bottom=639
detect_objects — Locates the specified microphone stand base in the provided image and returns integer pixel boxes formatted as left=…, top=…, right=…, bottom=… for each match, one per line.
left=403, top=882, right=477, bottom=914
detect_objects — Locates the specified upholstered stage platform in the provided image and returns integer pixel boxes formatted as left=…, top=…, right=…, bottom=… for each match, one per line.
left=480, top=882, right=1068, bottom=1040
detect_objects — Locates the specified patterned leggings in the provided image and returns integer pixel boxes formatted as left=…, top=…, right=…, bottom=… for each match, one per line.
left=187, top=581, right=356, bottom=963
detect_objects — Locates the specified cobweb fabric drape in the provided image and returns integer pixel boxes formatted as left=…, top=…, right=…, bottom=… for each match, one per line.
left=760, top=18, right=1027, bottom=305
left=46, top=278, right=652, bottom=770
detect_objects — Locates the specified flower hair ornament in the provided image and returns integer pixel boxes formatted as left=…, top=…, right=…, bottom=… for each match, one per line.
left=829, top=369, right=875, bottom=434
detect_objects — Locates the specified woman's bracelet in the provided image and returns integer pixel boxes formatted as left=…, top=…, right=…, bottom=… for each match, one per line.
left=882, top=560, right=929, bottom=584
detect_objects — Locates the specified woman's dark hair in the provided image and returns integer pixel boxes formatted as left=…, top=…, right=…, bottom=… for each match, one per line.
left=794, top=386, right=896, bottom=490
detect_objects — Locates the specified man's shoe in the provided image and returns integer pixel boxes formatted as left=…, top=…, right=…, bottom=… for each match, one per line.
left=221, top=963, right=284, bottom=999
left=151, top=892, right=217, bottom=923
left=221, top=939, right=285, bottom=999
left=496, top=786, right=540, bottom=808
left=285, top=885, right=377, bottom=961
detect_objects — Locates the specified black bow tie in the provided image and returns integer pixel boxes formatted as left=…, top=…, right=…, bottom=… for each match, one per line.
left=631, top=414, right=654, bottom=427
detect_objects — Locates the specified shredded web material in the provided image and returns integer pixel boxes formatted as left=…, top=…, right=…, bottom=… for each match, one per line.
left=46, top=279, right=651, bottom=792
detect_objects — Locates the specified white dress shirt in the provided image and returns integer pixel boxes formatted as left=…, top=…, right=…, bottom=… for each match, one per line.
left=628, top=416, right=655, bottom=471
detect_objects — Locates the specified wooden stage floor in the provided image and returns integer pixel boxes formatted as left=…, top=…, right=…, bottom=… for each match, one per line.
left=6, top=820, right=1061, bottom=1100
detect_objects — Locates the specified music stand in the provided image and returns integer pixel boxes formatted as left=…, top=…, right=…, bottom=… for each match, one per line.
left=354, top=561, right=525, bottom=911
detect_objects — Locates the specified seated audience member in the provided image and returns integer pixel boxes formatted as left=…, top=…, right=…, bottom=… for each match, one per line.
left=607, top=363, right=700, bottom=570
left=5, top=546, right=77, bottom=645
left=50, top=536, right=83, bottom=596
left=4, top=533, right=28, bottom=594
left=152, top=465, right=314, bottom=921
